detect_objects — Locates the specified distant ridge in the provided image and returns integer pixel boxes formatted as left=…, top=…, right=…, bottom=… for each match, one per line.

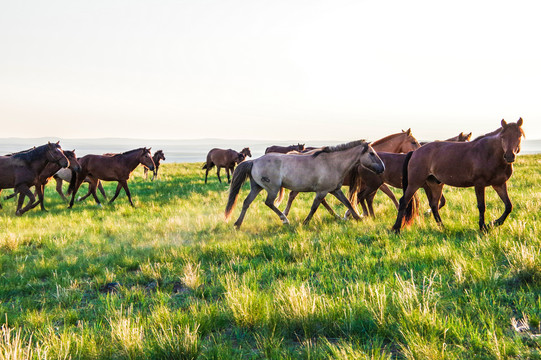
left=1, top=138, right=540, bottom=163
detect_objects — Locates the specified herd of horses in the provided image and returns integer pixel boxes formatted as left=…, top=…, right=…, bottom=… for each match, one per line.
left=0, top=118, right=525, bottom=234
left=0, top=145, right=165, bottom=215
left=223, top=118, right=525, bottom=233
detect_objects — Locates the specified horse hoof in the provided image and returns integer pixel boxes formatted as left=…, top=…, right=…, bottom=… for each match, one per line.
left=15, top=210, right=22, bottom=216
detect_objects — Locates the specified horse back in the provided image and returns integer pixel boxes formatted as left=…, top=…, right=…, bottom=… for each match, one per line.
left=208, top=148, right=238, bottom=167
left=0, top=156, right=37, bottom=188
left=80, top=154, right=129, bottom=180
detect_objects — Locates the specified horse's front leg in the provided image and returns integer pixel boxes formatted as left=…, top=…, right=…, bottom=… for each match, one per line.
left=109, top=182, right=123, bottom=204
left=15, top=185, right=35, bottom=216
left=283, top=191, right=299, bottom=216
left=491, top=183, right=512, bottom=227
left=34, top=183, right=47, bottom=211
left=320, top=199, right=341, bottom=219
left=474, top=185, right=487, bottom=232
left=330, top=188, right=361, bottom=220
left=302, top=192, right=327, bottom=225
left=120, top=180, right=135, bottom=207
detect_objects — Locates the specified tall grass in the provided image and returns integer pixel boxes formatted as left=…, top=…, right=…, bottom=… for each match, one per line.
left=0, top=156, right=539, bottom=358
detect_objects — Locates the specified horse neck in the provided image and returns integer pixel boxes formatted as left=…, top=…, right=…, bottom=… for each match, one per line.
left=319, top=146, right=363, bottom=175
left=371, top=134, right=403, bottom=152
left=121, top=150, right=145, bottom=171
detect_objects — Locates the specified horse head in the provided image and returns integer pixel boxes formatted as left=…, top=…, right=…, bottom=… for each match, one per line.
left=156, top=150, right=166, bottom=161
left=236, top=152, right=246, bottom=163
left=140, top=147, right=155, bottom=171
left=241, top=147, right=252, bottom=158
left=359, top=143, right=385, bottom=174
left=47, top=142, right=69, bottom=168
left=63, top=150, right=81, bottom=172
left=459, top=132, right=472, bottom=142
left=500, top=118, right=524, bottom=163
left=297, top=143, right=305, bottom=151
left=400, top=129, right=421, bottom=152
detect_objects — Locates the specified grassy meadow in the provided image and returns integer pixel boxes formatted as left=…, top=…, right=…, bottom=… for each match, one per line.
left=0, top=155, right=540, bottom=359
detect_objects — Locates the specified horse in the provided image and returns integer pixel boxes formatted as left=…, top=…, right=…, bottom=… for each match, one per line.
left=144, top=150, right=165, bottom=180
left=356, top=131, right=473, bottom=218
left=53, top=168, right=107, bottom=202
left=392, top=119, right=524, bottom=233
left=282, top=129, right=420, bottom=218
left=4, top=150, right=81, bottom=211
left=203, top=147, right=251, bottom=184
left=68, top=148, right=155, bottom=208
left=265, top=143, right=305, bottom=154
left=0, top=142, right=69, bottom=215
left=225, top=140, right=385, bottom=228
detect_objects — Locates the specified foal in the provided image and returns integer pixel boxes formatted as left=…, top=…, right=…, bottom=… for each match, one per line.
left=144, top=150, right=165, bottom=180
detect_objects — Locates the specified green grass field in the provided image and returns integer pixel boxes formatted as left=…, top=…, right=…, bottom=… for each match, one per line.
left=0, top=155, right=540, bottom=359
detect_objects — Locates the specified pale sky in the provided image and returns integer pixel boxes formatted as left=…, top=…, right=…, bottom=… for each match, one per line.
left=1, top=0, right=540, bottom=141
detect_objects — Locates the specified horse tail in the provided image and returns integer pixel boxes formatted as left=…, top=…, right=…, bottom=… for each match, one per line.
left=67, top=169, right=77, bottom=195
left=275, top=187, right=285, bottom=206
left=225, top=160, right=253, bottom=220
left=401, top=151, right=417, bottom=226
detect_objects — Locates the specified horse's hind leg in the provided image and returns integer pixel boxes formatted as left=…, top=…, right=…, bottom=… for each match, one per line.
left=491, top=183, right=512, bottom=227
left=424, top=183, right=444, bottom=227
left=15, top=185, right=35, bottom=216
left=216, top=167, right=222, bottom=183
left=302, top=192, right=327, bottom=225
left=234, top=182, right=263, bottom=228
left=264, top=188, right=290, bottom=225
left=87, top=179, right=103, bottom=206
left=226, top=167, right=231, bottom=183
left=320, top=199, right=341, bottom=219
left=34, top=184, right=47, bottom=211
left=55, top=177, right=67, bottom=202
left=331, top=188, right=361, bottom=220
left=380, top=184, right=399, bottom=210
left=96, top=181, right=107, bottom=200
left=474, top=185, right=487, bottom=231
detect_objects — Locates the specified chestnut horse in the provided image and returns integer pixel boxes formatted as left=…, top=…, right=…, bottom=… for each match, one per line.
left=68, top=148, right=155, bottom=208
left=283, top=129, right=420, bottom=218
left=144, top=150, right=165, bottom=180
left=4, top=150, right=81, bottom=211
left=357, top=131, right=473, bottom=217
left=265, top=143, right=305, bottom=154
left=392, top=119, right=525, bottom=232
left=0, top=142, right=69, bottom=215
left=203, top=147, right=251, bottom=184
left=225, top=140, right=385, bottom=228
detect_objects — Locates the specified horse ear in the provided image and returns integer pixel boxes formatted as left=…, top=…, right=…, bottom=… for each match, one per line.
left=517, top=118, right=523, bottom=126
left=466, top=132, right=472, bottom=140
left=501, top=119, right=507, bottom=127
left=406, top=128, right=411, bottom=136
left=56, top=141, right=60, bottom=145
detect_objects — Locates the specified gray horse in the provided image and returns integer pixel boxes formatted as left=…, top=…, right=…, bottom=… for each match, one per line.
left=225, top=140, right=385, bottom=228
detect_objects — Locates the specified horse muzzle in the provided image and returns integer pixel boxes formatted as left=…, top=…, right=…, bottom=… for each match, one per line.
left=503, top=153, right=516, bottom=163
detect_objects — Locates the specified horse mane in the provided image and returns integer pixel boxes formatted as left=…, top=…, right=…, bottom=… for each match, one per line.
left=472, top=127, right=502, bottom=142
left=11, top=144, right=49, bottom=162
left=313, top=140, right=367, bottom=157
left=371, top=133, right=402, bottom=146
left=112, top=148, right=146, bottom=157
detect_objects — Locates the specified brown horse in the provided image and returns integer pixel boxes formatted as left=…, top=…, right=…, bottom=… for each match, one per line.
left=265, top=143, right=305, bottom=154
left=225, top=140, right=385, bottom=228
left=68, top=148, right=155, bottom=208
left=392, top=119, right=525, bottom=232
left=4, top=150, right=81, bottom=211
left=357, top=131, right=473, bottom=217
left=203, top=147, right=251, bottom=184
left=0, top=142, right=69, bottom=215
left=283, top=129, right=420, bottom=217
left=144, top=150, right=165, bottom=180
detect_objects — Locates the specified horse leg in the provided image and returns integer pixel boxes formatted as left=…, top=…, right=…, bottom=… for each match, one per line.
left=55, top=177, right=67, bottom=202
left=98, top=181, right=107, bottom=200
left=302, top=192, right=327, bottom=225
left=380, top=183, right=399, bottom=210
left=366, top=190, right=378, bottom=217
left=216, top=167, right=222, bottom=183
left=35, top=184, right=47, bottom=211
left=320, top=198, right=341, bottom=219
left=109, top=183, right=123, bottom=204
left=439, top=194, right=446, bottom=209
left=264, top=189, right=290, bottom=225
left=391, top=186, right=420, bottom=233
left=144, top=167, right=148, bottom=180
left=234, top=182, right=263, bottom=229
left=15, top=185, right=35, bottom=216
left=283, top=191, right=299, bottom=216
left=491, top=183, right=512, bottom=227
left=78, top=184, right=94, bottom=202
left=88, top=179, right=103, bottom=206
left=474, top=185, right=487, bottom=231
left=120, top=180, right=135, bottom=207
left=226, top=167, right=231, bottom=184
left=68, top=175, right=86, bottom=208
left=331, top=188, right=361, bottom=220
left=0, top=189, right=2, bottom=209
left=424, top=183, right=444, bottom=227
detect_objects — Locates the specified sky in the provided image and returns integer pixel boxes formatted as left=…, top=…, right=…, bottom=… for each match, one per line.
left=1, top=0, right=540, bottom=141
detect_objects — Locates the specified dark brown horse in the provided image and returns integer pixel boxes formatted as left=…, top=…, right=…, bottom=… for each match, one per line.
left=392, top=119, right=525, bottom=232
left=357, top=131, right=473, bottom=217
left=144, top=150, right=165, bottom=180
left=53, top=168, right=107, bottom=202
left=203, top=147, right=251, bottom=184
left=68, top=148, right=155, bottom=208
left=283, top=130, right=420, bottom=218
left=0, top=142, right=69, bottom=215
left=4, top=150, right=81, bottom=211
left=265, top=143, right=305, bottom=154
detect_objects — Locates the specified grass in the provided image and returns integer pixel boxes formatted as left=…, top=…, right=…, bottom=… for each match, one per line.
left=0, top=155, right=540, bottom=359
